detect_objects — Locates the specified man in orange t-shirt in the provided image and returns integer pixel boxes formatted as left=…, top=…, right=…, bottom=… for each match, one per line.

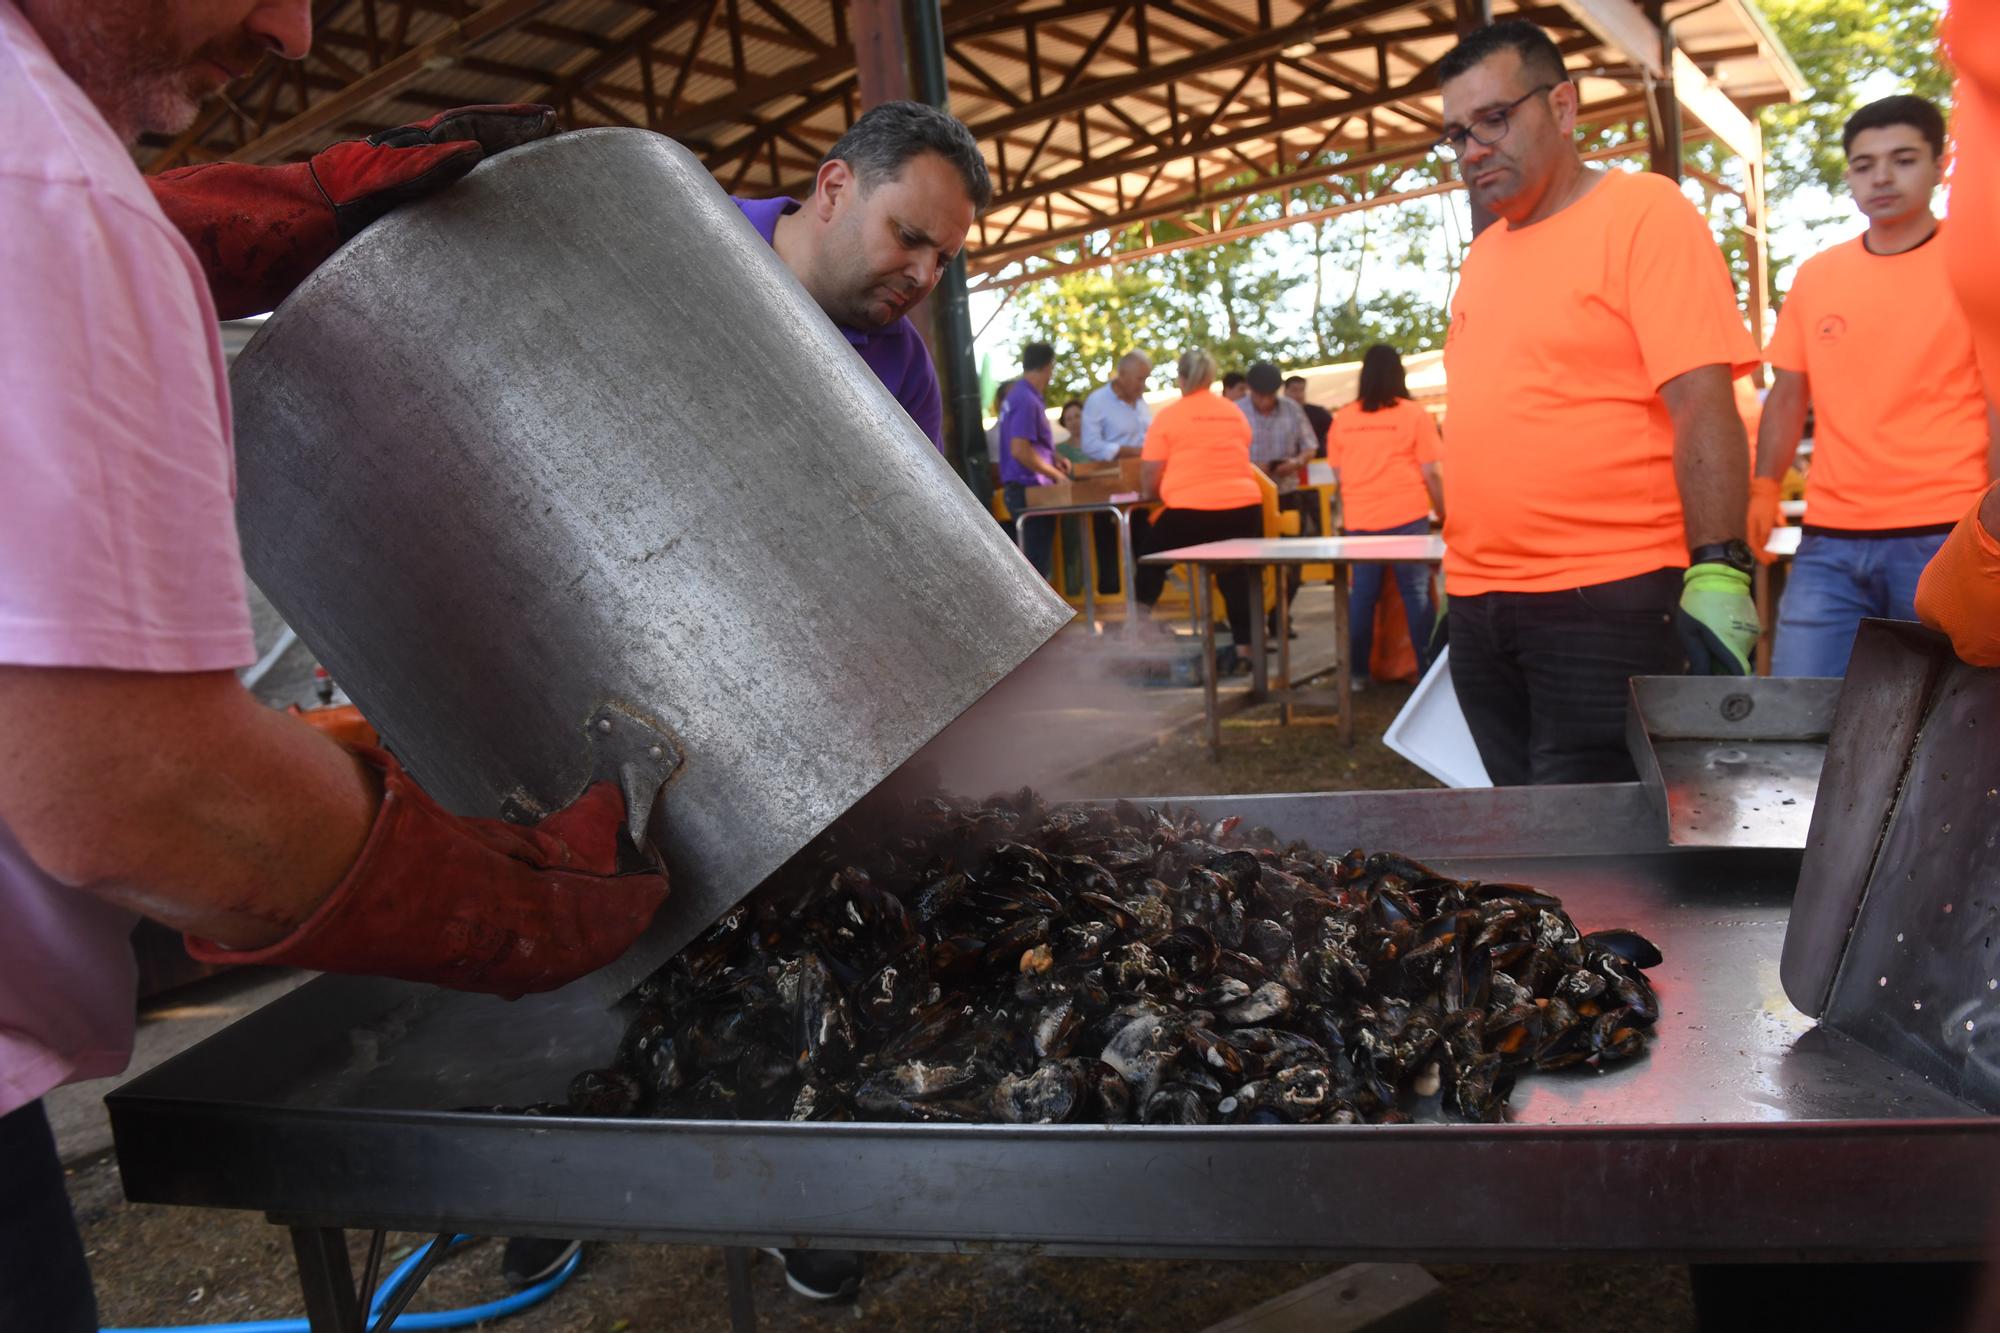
left=1437, top=21, right=1760, bottom=786
left=1757, top=95, right=1998, bottom=677
left=1914, top=0, right=2000, bottom=670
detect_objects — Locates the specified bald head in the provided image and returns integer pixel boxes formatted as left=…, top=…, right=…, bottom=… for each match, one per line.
left=1111, top=351, right=1151, bottom=401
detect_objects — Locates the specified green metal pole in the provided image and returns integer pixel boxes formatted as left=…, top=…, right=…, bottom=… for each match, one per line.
left=906, top=0, right=991, bottom=500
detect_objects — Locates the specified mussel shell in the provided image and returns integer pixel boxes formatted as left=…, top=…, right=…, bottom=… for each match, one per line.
left=1583, top=928, right=1664, bottom=970
left=567, top=1067, right=641, bottom=1118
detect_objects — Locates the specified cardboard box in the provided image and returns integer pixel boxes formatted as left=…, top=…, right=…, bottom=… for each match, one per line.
left=1071, top=458, right=1144, bottom=488
left=1020, top=477, right=1141, bottom=509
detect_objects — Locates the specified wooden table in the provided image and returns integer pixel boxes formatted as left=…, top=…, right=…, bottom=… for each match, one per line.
left=1142, top=534, right=1446, bottom=755
left=1012, top=497, right=1147, bottom=629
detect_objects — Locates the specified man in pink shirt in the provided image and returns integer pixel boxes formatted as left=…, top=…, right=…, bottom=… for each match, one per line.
left=0, top=4, right=670, bottom=1327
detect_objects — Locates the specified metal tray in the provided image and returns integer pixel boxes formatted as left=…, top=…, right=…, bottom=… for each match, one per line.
left=110, top=786, right=1999, bottom=1263
left=1626, top=675, right=1841, bottom=849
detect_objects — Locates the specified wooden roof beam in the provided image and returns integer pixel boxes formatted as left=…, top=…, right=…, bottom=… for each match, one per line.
left=971, top=90, right=1645, bottom=269
left=220, top=0, right=557, bottom=163
left=986, top=68, right=1437, bottom=212
left=964, top=0, right=1426, bottom=142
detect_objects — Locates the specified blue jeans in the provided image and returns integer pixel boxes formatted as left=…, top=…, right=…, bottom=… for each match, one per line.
left=1347, top=518, right=1435, bottom=679
left=1772, top=531, right=1949, bottom=677
left=1004, top=482, right=1055, bottom=578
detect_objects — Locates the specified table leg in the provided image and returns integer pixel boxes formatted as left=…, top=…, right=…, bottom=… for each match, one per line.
left=1195, top=567, right=1219, bottom=759
left=290, top=1226, right=364, bottom=1333
left=1334, top=562, right=1353, bottom=746
left=1248, top=566, right=1269, bottom=701
left=1080, top=523, right=1097, bottom=631
left=723, top=1246, right=758, bottom=1333
left=1117, top=509, right=1139, bottom=628
left=1278, top=566, right=1293, bottom=726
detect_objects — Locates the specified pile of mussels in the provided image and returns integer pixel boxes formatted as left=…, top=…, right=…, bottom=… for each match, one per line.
left=560, top=790, right=1663, bottom=1126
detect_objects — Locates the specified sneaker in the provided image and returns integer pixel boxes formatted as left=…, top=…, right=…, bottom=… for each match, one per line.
left=761, top=1247, right=863, bottom=1302
left=501, top=1236, right=581, bottom=1289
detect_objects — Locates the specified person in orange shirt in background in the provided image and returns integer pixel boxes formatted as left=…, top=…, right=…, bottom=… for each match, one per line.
left=1328, top=344, right=1445, bottom=686
left=1914, top=0, right=2000, bottom=670
left=1754, top=95, right=1998, bottom=677
left=1436, top=21, right=1760, bottom=787
left=1134, top=347, right=1265, bottom=675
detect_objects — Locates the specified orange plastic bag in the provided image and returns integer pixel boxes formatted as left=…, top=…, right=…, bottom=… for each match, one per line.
left=1368, top=579, right=1421, bottom=683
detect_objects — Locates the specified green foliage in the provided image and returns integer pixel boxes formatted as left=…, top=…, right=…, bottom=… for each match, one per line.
left=1292, top=158, right=1454, bottom=363
left=1010, top=158, right=1455, bottom=399
left=1313, top=288, right=1451, bottom=362
left=1011, top=199, right=1311, bottom=402
left=1757, top=0, right=1951, bottom=202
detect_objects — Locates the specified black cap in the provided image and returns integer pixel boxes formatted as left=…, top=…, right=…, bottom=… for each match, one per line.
left=1246, top=362, right=1282, bottom=396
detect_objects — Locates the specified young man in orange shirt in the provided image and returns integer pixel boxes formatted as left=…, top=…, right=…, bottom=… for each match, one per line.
left=1756, top=95, right=1998, bottom=677
left=1437, top=21, right=1760, bottom=786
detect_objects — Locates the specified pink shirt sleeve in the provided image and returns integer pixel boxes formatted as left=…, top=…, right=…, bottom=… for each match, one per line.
left=0, top=176, right=254, bottom=671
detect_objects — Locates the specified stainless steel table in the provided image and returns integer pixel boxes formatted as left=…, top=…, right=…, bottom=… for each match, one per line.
left=106, top=783, right=2000, bottom=1333
left=1142, top=534, right=1445, bottom=753
left=1012, top=497, right=1147, bottom=629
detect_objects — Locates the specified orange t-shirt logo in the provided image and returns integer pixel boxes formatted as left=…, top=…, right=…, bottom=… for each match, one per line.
left=1815, top=315, right=1847, bottom=344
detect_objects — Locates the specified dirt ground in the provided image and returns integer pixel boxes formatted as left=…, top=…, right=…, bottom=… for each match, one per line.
left=73, top=676, right=1699, bottom=1332
left=1056, top=678, right=1442, bottom=802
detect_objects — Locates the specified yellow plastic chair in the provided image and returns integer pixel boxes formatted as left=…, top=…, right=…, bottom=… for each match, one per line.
left=1252, top=468, right=1301, bottom=616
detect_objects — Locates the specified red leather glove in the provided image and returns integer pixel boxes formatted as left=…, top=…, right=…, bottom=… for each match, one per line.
left=1747, top=475, right=1784, bottom=566
left=186, top=745, right=668, bottom=998
left=149, top=104, right=556, bottom=319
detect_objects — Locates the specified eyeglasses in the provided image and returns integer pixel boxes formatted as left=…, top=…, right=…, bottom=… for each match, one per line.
left=1435, top=83, right=1555, bottom=158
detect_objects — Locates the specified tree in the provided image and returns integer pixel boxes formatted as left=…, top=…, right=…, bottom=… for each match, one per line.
left=1010, top=190, right=1310, bottom=401
left=1290, top=157, right=1453, bottom=365
left=1757, top=0, right=1951, bottom=205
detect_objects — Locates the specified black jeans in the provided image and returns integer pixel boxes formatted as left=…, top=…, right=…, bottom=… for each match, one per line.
left=1447, top=567, right=1683, bottom=786
left=0, top=1101, right=97, bottom=1333
left=1090, top=513, right=1124, bottom=595
left=1003, top=482, right=1055, bottom=578
left=1134, top=504, right=1263, bottom=649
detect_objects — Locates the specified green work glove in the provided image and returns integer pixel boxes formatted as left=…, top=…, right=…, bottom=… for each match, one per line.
left=1676, top=563, right=1759, bottom=675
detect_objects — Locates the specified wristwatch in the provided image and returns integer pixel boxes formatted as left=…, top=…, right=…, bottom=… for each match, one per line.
left=1690, top=539, right=1755, bottom=575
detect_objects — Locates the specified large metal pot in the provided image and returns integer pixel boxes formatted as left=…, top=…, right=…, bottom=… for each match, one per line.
left=230, top=129, right=1070, bottom=998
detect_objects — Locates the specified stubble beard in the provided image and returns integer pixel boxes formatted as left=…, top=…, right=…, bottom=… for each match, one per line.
left=828, top=260, right=913, bottom=332
left=30, top=3, right=211, bottom=143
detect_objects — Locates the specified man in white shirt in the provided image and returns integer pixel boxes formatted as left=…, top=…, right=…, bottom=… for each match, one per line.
left=1079, top=351, right=1152, bottom=461
left=1076, top=350, right=1153, bottom=595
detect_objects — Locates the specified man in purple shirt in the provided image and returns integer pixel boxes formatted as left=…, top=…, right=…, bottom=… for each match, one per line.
left=998, top=342, right=1067, bottom=577
left=730, top=101, right=991, bottom=452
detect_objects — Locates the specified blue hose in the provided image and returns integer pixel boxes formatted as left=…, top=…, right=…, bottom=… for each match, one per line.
left=101, top=1233, right=578, bottom=1333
